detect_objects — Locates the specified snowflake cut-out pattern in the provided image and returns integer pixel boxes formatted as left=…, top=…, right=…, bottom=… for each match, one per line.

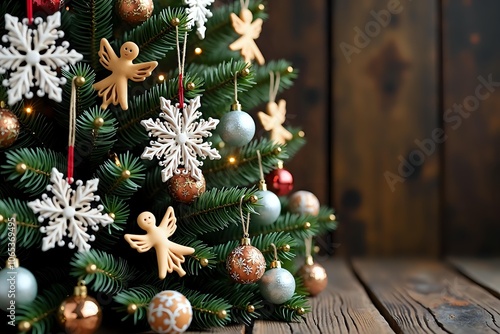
left=184, top=0, right=214, bottom=39
left=28, top=167, right=113, bottom=252
left=141, top=95, right=220, bottom=182
left=0, top=12, right=83, bottom=105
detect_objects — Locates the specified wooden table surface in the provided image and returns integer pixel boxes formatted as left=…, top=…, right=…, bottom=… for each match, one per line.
left=98, top=258, right=500, bottom=334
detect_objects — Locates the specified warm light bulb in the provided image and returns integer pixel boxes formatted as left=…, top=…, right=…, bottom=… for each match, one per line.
left=158, top=74, right=165, bottom=82
left=194, top=47, right=203, bottom=55
left=228, top=156, right=237, bottom=164
left=25, top=107, right=32, bottom=114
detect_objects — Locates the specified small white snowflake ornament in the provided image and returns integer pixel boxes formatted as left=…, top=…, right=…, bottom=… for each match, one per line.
left=0, top=12, right=83, bottom=105
left=141, top=95, right=220, bottom=182
left=184, top=0, right=214, bottom=39
left=28, top=167, right=113, bottom=252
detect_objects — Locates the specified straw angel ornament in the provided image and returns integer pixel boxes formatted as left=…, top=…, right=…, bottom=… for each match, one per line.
left=93, top=38, right=158, bottom=110
left=124, top=207, right=195, bottom=279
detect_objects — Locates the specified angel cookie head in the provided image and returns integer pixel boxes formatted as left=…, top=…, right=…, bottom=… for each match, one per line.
left=124, top=207, right=195, bottom=279
left=93, top=38, right=158, bottom=111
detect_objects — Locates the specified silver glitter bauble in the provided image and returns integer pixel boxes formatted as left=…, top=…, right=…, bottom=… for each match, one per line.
left=0, top=265, right=38, bottom=311
left=259, top=267, right=295, bottom=304
left=251, top=190, right=281, bottom=225
left=219, top=110, right=255, bottom=147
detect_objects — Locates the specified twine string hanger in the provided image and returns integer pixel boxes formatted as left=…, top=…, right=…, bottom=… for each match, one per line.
left=269, top=72, right=281, bottom=103
left=239, top=195, right=250, bottom=238
left=256, top=150, right=264, bottom=181
left=234, top=73, right=239, bottom=104
left=67, top=77, right=78, bottom=184
left=305, top=236, right=312, bottom=258
left=270, top=243, right=278, bottom=261
left=175, top=26, right=188, bottom=109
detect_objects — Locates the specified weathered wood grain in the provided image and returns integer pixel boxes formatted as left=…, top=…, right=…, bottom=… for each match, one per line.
left=253, top=260, right=394, bottom=334
left=448, top=257, right=500, bottom=298
left=353, top=259, right=500, bottom=334
left=332, top=0, right=440, bottom=256
left=442, top=0, right=500, bottom=255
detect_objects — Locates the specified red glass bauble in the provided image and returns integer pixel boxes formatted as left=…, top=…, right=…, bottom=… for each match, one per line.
left=33, top=0, right=64, bottom=16
left=265, top=168, right=294, bottom=196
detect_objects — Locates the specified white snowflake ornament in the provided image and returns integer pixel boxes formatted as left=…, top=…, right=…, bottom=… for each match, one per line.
left=141, top=95, right=220, bottom=182
left=0, top=12, right=83, bottom=105
left=184, top=0, right=214, bottom=39
left=28, top=168, right=113, bottom=252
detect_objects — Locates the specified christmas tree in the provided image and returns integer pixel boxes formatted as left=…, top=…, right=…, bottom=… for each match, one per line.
left=0, top=0, right=337, bottom=333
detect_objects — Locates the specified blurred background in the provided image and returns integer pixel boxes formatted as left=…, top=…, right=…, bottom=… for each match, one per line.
left=260, top=0, right=500, bottom=257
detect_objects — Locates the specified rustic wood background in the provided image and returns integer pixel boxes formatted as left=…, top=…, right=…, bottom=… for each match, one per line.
left=260, top=0, right=500, bottom=257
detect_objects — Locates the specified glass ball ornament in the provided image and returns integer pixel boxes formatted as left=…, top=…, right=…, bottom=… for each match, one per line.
left=259, top=261, right=296, bottom=304
left=116, top=0, right=154, bottom=26
left=0, top=259, right=37, bottom=311
left=33, top=0, right=64, bottom=15
left=57, top=281, right=102, bottom=334
left=297, top=257, right=328, bottom=296
left=0, top=108, right=20, bottom=148
left=288, top=190, right=320, bottom=216
left=226, top=238, right=266, bottom=284
left=251, top=189, right=281, bottom=225
left=148, top=290, right=192, bottom=334
left=167, top=168, right=206, bottom=204
left=218, top=104, right=255, bottom=147
left=265, top=167, right=294, bottom=196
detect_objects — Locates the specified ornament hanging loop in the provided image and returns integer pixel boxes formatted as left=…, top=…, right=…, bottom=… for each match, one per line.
left=27, top=0, right=33, bottom=25
left=67, top=77, right=78, bottom=184
left=269, top=71, right=281, bottom=103
left=232, top=73, right=242, bottom=111
left=256, top=150, right=267, bottom=191
left=239, top=195, right=250, bottom=240
left=175, top=24, right=188, bottom=109
left=269, top=243, right=281, bottom=269
left=305, top=236, right=314, bottom=265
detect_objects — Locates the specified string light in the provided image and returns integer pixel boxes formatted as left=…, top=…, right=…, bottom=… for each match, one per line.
left=194, top=47, right=203, bottom=55
left=228, top=156, right=237, bottom=164
left=287, top=66, right=294, bottom=73
left=158, top=74, right=165, bottom=82
left=24, top=106, right=33, bottom=114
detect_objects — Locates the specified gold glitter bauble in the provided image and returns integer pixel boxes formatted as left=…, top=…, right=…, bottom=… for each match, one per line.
left=116, top=0, right=154, bottom=26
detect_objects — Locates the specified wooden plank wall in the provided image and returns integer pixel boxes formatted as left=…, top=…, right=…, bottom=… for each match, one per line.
left=442, top=0, right=500, bottom=255
left=261, top=0, right=500, bottom=256
left=332, top=0, right=440, bottom=256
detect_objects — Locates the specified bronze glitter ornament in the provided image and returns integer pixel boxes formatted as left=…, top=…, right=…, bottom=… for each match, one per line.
left=167, top=168, right=206, bottom=203
left=0, top=108, right=20, bottom=148
left=116, top=0, right=154, bottom=26
left=226, top=237, right=266, bottom=284
left=57, top=280, right=102, bottom=334
left=297, top=256, right=328, bottom=296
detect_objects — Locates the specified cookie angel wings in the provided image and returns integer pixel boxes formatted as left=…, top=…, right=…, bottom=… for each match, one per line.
left=124, top=207, right=195, bottom=279
left=93, top=38, right=158, bottom=110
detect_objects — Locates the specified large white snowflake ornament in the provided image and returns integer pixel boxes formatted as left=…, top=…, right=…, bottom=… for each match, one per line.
left=141, top=95, right=221, bottom=182
left=183, top=0, right=215, bottom=39
left=0, top=12, right=83, bottom=105
left=28, top=168, right=113, bottom=252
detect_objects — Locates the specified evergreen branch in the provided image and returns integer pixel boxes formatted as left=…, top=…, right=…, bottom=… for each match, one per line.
left=9, top=102, right=54, bottom=149
left=203, top=139, right=288, bottom=189
left=113, top=285, right=159, bottom=323
left=316, top=206, right=338, bottom=235
left=0, top=148, right=66, bottom=196
left=95, top=152, right=146, bottom=198
left=268, top=293, right=311, bottom=322
left=173, top=238, right=216, bottom=275
left=114, top=7, right=190, bottom=63
left=75, top=107, right=118, bottom=167
left=284, top=128, right=307, bottom=160
left=176, top=187, right=258, bottom=237
left=249, top=212, right=319, bottom=242
left=69, top=0, right=114, bottom=69
left=239, top=60, right=297, bottom=111
left=70, top=249, right=137, bottom=294
left=187, top=59, right=255, bottom=118
left=92, top=196, right=129, bottom=250
left=177, top=288, right=232, bottom=329
left=212, top=232, right=296, bottom=264
left=0, top=198, right=41, bottom=250
left=54, top=63, right=98, bottom=125
left=142, top=164, right=174, bottom=206
left=201, top=281, right=263, bottom=326
left=114, top=73, right=204, bottom=150
left=16, top=284, right=70, bottom=334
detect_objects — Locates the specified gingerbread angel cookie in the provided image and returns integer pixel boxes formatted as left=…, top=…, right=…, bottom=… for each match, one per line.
left=124, top=207, right=195, bottom=279
left=93, top=38, right=158, bottom=110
